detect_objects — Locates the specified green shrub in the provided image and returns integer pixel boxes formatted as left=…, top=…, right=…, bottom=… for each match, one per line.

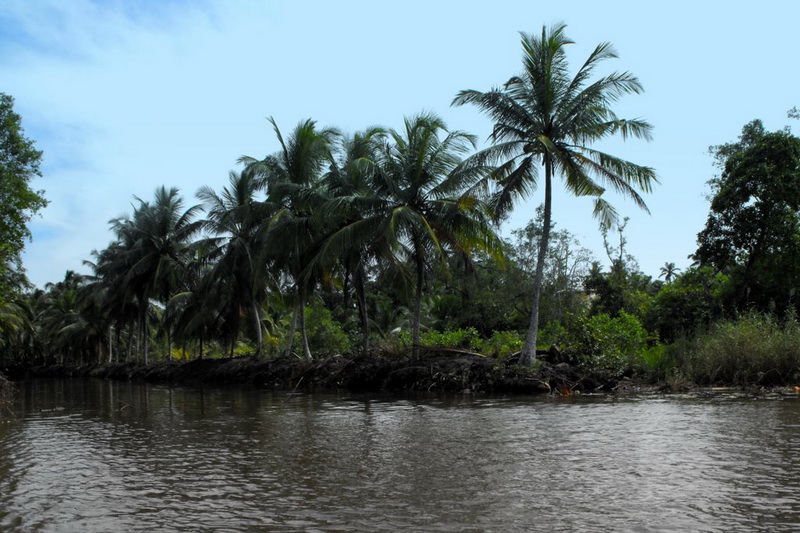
left=640, top=343, right=671, bottom=378
left=538, top=321, right=567, bottom=348
left=422, top=327, right=482, bottom=350
left=293, top=301, right=351, bottom=357
left=477, top=330, right=523, bottom=358
left=578, top=311, right=648, bottom=378
left=396, top=327, right=522, bottom=358
left=397, top=327, right=481, bottom=350
left=679, top=312, right=800, bottom=386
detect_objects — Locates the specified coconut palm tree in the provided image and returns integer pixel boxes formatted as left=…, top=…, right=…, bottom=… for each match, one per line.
left=659, top=262, right=680, bottom=283
left=0, top=294, right=34, bottom=362
left=36, top=271, right=108, bottom=365
left=317, top=113, right=500, bottom=356
left=453, top=23, right=657, bottom=365
left=83, top=243, right=144, bottom=363
left=319, top=127, right=387, bottom=354
left=110, top=187, right=203, bottom=363
left=196, top=171, right=274, bottom=356
left=240, top=118, right=338, bottom=360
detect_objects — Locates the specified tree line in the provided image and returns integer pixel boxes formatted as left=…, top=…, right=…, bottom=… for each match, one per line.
left=3, top=24, right=800, bottom=387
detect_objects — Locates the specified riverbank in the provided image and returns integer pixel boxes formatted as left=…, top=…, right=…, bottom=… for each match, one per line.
left=1, top=352, right=605, bottom=394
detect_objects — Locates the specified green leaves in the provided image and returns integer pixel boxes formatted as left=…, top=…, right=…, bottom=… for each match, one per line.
left=696, top=123, right=800, bottom=313
left=453, top=24, right=655, bottom=220
left=454, top=23, right=655, bottom=363
left=0, top=93, right=48, bottom=300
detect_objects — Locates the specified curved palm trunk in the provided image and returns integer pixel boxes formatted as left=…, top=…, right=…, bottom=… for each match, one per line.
left=520, top=159, right=553, bottom=365
left=285, top=302, right=299, bottom=356
left=251, top=301, right=263, bottom=358
left=298, top=293, right=312, bottom=361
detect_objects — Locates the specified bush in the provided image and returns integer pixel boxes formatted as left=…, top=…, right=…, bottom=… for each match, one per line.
left=538, top=321, right=567, bottom=348
left=640, top=344, right=670, bottom=378
left=293, top=301, right=351, bottom=357
left=477, top=330, right=523, bottom=358
left=396, top=327, right=523, bottom=359
left=678, top=312, right=800, bottom=386
left=422, top=327, right=482, bottom=350
left=577, top=311, right=648, bottom=378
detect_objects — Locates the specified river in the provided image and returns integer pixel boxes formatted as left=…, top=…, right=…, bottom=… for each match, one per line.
left=1, top=378, right=799, bottom=532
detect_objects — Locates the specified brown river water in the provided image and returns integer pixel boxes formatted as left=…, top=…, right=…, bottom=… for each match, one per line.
left=1, top=378, right=799, bottom=532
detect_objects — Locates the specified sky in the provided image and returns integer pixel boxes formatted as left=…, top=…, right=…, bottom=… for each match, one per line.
left=1, top=0, right=798, bottom=288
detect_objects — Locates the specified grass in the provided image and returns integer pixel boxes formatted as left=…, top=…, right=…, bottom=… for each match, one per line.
left=673, top=312, right=800, bottom=386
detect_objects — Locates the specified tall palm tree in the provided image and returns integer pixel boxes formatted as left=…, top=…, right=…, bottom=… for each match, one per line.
left=111, top=187, right=203, bottom=363
left=83, top=243, right=143, bottom=363
left=240, top=118, right=338, bottom=360
left=196, top=171, right=274, bottom=356
left=320, top=127, right=386, bottom=354
left=317, top=113, right=501, bottom=356
left=37, top=271, right=108, bottom=365
left=453, top=23, right=657, bottom=365
left=659, top=262, right=680, bottom=283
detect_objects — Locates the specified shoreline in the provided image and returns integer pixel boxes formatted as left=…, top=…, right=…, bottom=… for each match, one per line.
left=5, top=353, right=798, bottom=397
left=2, top=353, right=577, bottom=395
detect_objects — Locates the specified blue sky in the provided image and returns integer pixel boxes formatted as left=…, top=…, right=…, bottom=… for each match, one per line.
left=2, top=0, right=798, bottom=287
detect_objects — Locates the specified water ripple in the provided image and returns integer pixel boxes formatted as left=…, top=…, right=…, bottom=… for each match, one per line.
left=2, top=381, right=800, bottom=531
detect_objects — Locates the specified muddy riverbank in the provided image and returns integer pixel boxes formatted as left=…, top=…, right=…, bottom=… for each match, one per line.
left=1, top=352, right=603, bottom=394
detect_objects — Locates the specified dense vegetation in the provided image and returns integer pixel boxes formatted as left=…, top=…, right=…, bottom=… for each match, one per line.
left=2, top=25, right=800, bottom=391
left=0, top=93, right=48, bottom=302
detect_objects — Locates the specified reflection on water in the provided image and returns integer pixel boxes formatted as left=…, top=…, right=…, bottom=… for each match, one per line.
left=1, top=379, right=800, bottom=531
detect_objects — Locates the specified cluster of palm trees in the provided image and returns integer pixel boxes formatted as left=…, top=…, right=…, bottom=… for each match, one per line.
left=17, top=113, right=501, bottom=364
left=1, top=23, right=657, bottom=367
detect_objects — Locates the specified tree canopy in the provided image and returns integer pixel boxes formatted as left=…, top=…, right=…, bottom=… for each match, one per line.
left=0, top=93, right=48, bottom=298
left=696, top=122, right=800, bottom=312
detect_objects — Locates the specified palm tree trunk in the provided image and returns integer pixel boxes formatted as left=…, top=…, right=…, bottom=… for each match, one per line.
left=135, top=318, right=141, bottom=363
left=126, top=324, right=133, bottom=362
left=164, top=288, right=173, bottom=361
left=521, top=159, right=553, bottom=365
left=143, top=313, right=149, bottom=365
left=252, top=300, right=263, bottom=358
left=343, top=264, right=351, bottom=312
left=355, top=264, right=369, bottom=355
left=412, top=250, right=425, bottom=358
left=137, top=295, right=150, bottom=365
left=285, top=301, right=299, bottom=356
left=299, top=292, right=312, bottom=360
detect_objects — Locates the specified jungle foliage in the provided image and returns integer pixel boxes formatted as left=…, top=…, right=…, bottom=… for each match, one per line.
left=3, top=31, right=800, bottom=390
